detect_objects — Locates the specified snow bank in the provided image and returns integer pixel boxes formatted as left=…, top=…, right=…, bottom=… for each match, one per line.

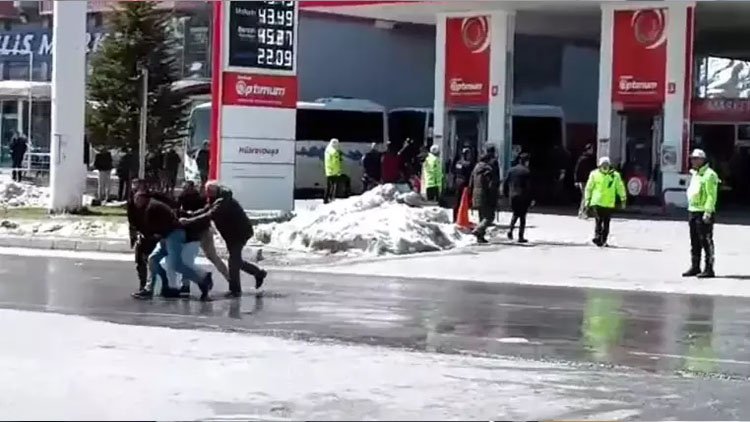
left=255, top=184, right=470, bottom=255
left=0, top=180, right=49, bottom=207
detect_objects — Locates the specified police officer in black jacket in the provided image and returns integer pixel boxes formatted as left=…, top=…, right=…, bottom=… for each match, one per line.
left=181, top=181, right=267, bottom=298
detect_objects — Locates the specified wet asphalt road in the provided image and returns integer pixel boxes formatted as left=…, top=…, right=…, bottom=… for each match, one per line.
left=2, top=253, right=750, bottom=419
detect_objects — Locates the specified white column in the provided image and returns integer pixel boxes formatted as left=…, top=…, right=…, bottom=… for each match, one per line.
left=49, top=0, right=87, bottom=212
left=597, top=4, right=614, bottom=160
left=432, top=14, right=447, bottom=154
left=662, top=2, right=694, bottom=185
left=487, top=10, right=515, bottom=176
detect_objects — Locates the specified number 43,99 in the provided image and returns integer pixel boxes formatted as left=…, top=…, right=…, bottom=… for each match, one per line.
left=257, top=48, right=293, bottom=68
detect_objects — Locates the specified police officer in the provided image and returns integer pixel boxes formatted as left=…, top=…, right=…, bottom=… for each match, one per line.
left=422, top=144, right=443, bottom=201
left=584, top=156, right=626, bottom=247
left=683, top=149, right=719, bottom=279
left=324, top=138, right=343, bottom=203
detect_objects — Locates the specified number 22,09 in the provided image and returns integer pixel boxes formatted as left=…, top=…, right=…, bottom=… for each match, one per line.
left=257, top=48, right=293, bottom=68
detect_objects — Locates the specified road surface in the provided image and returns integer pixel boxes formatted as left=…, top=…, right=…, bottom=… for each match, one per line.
left=0, top=251, right=749, bottom=420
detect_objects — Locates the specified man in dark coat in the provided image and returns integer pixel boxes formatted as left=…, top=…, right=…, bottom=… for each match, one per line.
left=128, top=179, right=165, bottom=298
left=468, top=149, right=499, bottom=244
left=361, top=143, right=382, bottom=191
left=503, top=153, right=534, bottom=243
left=164, top=148, right=181, bottom=195
left=93, top=149, right=114, bottom=202
left=195, top=141, right=210, bottom=186
left=575, top=143, right=597, bottom=217
left=181, top=181, right=267, bottom=298
left=452, top=147, right=474, bottom=222
left=10, top=132, right=27, bottom=182
left=117, top=151, right=134, bottom=201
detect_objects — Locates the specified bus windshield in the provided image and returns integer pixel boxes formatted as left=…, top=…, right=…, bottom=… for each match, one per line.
left=388, top=110, right=428, bottom=148
left=188, top=106, right=211, bottom=152
left=296, top=109, right=384, bottom=143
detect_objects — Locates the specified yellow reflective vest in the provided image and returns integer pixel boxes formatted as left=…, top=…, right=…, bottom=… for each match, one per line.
left=324, top=147, right=343, bottom=177
left=422, top=153, right=443, bottom=191
left=584, top=168, right=626, bottom=209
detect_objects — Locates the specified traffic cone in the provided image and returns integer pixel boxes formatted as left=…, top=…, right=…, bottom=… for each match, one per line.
left=455, top=187, right=475, bottom=231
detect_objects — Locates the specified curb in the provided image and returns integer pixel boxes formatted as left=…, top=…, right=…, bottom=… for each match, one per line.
left=0, top=235, right=265, bottom=260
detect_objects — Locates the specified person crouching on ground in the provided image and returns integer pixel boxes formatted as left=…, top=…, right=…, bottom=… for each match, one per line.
left=584, top=156, right=626, bottom=247
left=180, top=181, right=267, bottom=298
left=683, top=149, right=719, bottom=279
left=133, top=192, right=213, bottom=300
left=504, top=153, right=534, bottom=243
left=469, top=148, right=500, bottom=244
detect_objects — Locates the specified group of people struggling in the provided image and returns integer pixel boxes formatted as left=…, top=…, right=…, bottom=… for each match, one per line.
left=127, top=178, right=268, bottom=301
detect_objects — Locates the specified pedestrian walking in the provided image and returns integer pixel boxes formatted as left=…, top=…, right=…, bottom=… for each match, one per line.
left=452, top=147, right=474, bottom=222
left=575, top=143, right=597, bottom=218
left=584, top=156, right=626, bottom=247
left=324, top=138, right=344, bottom=203
left=9, top=131, right=27, bottom=182
left=469, top=147, right=500, bottom=244
left=422, top=144, right=443, bottom=202
left=93, top=149, right=114, bottom=202
left=164, top=148, right=181, bottom=196
left=504, top=153, right=534, bottom=243
left=682, top=149, right=719, bottom=279
left=117, top=151, right=134, bottom=201
left=361, top=142, right=382, bottom=191
left=181, top=181, right=267, bottom=298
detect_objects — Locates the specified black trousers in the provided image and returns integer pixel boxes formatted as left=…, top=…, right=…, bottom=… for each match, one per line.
left=689, top=211, right=715, bottom=270
left=509, top=196, right=531, bottom=239
left=426, top=186, right=440, bottom=202
left=324, top=175, right=342, bottom=203
left=118, top=176, right=130, bottom=201
left=11, top=156, right=23, bottom=182
left=474, top=205, right=496, bottom=237
left=227, top=239, right=262, bottom=294
left=593, top=206, right=613, bottom=244
left=135, top=236, right=158, bottom=289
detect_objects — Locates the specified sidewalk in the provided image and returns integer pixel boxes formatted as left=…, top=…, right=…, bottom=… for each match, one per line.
left=297, top=212, right=750, bottom=298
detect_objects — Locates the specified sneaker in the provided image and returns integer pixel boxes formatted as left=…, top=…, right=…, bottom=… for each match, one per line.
left=476, top=235, right=488, bottom=244
left=507, top=231, right=514, bottom=240
left=592, top=238, right=602, bottom=247
left=255, top=269, right=268, bottom=290
left=682, top=268, right=701, bottom=277
left=518, top=238, right=528, bottom=244
left=131, top=289, right=153, bottom=300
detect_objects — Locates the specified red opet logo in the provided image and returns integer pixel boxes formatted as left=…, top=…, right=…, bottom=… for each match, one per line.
left=461, top=16, right=490, bottom=54
left=235, top=77, right=286, bottom=98
left=631, top=9, right=666, bottom=49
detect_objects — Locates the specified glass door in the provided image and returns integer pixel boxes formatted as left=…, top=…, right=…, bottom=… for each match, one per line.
left=0, top=100, right=19, bottom=167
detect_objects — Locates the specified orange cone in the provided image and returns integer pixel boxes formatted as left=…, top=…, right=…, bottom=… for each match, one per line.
left=455, top=187, right=475, bottom=231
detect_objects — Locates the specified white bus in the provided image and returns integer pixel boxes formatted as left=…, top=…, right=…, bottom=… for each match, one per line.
left=184, top=97, right=388, bottom=195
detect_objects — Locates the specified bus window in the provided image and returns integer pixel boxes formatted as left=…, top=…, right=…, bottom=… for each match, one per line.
left=188, top=106, right=211, bottom=153
left=388, top=110, right=428, bottom=148
left=296, top=109, right=384, bottom=143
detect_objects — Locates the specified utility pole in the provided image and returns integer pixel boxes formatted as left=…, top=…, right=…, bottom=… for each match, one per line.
left=138, top=66, right=148, bottom=180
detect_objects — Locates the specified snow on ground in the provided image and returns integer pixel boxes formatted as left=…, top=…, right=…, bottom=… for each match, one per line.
left=255, top=184, right=471, bottom=255
left=0, top=179, right=50, bottom=207
left=1, top=307, right=734, bottom=421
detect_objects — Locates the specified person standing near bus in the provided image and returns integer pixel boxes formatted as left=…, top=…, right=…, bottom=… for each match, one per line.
left=361, top=142, right=381, bottom=191
left=324, top=138, right=344, bottom=203
left=422, top=144, right=443, bottom=202
left=683, top=149, right=719, bottom=279
left=584, top=156, right=626, bottom=247
left=195, top=140, right=210, bottom=187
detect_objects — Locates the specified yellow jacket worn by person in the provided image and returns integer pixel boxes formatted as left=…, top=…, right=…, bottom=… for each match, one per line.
left=584, top=168, right=626, bottom=209
left=687, top=164, right=719, bottom=215
left=324, top=145, right=343, bottom=177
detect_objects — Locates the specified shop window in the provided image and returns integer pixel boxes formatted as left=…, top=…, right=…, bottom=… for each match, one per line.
left=738, top=124, right=750, bottom=142
left=296, top=109, right=384, bottom=144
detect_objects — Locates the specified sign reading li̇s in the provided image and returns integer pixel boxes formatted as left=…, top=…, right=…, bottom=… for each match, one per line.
left=211, top=0, right=298, bottom=212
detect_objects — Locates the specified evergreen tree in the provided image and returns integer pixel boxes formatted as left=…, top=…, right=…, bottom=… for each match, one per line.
left=87, top=1, right=189, bottom=155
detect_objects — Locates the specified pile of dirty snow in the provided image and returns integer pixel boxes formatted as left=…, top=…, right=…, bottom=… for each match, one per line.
left=255, top=184, right=470, bottom=255
left=0, top=180, right=49, bottom=207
